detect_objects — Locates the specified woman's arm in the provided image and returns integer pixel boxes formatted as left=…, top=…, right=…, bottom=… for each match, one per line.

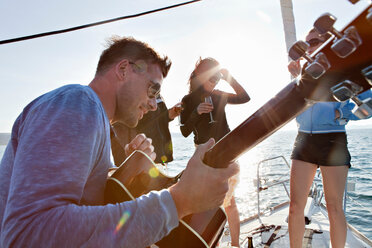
left=180, top=108, right=199, bottom=138
left=220, top=68, right=250, bottom=104
left=179, top=96, right=201, bottom=137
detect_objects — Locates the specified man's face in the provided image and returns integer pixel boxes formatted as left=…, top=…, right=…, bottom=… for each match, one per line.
left=114, top=61, right=163, bottom=128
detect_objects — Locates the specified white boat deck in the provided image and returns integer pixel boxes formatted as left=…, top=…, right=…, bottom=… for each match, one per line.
left=218, top=154, right=372, bottom=248
left=218, top=198, right=372, bottom=248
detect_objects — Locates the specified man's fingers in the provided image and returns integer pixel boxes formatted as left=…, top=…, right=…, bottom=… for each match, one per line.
left=143, top=148, right=156, bottom=161
left=194, top=138, right=215, bottom=159
left=131, top=133, right=147, bottom=149
left=220, top=161, right=240, bottom=179
left=137, top=138, right=153, bottom=151
left=124, top=134, right=152, bottom=157
left=124, top=143, right=137, bottom=156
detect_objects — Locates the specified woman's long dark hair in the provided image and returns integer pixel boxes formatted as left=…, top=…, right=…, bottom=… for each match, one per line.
left=188, top=57, right=219, bottom=93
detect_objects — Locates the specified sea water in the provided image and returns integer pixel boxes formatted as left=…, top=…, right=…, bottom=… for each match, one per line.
left=169, top=128, right=372, bottom=240
left=0, top=128, right=371, bottom=239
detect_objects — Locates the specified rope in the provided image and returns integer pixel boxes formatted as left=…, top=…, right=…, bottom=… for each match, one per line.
left=0, top=0, right=201, bottom=45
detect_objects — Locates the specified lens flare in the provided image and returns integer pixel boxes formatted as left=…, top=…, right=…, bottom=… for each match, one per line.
left=161, top=155, right=168, bottom=163
left=114, top=211, right=131, bottom=234
left=149, top=167, right=159, bottom=178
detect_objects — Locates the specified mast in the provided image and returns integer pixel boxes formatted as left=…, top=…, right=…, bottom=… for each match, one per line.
left=280, top=0, right=297, bottom=62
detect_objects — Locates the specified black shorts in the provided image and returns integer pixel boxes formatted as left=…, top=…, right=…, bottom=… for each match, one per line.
left=291, top=132, right=351, bottom=167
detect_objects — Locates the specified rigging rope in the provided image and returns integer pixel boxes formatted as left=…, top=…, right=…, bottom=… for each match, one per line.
left=0, top=0, right=201, bottom=45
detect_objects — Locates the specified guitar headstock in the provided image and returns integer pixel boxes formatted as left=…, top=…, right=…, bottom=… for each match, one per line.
left=288, top=3, right=372, bottom=103
left=204, top=3, right=372, bottom=169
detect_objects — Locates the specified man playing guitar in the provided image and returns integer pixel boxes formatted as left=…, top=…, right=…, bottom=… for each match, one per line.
left=0, top=36, right=238, bottom=247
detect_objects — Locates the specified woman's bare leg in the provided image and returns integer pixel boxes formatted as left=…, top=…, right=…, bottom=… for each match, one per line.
left=320, top=165, right=348, bottom=248
left=225, top=196, right=240, bottom=247
left=289, top=159, right=318, bottom=248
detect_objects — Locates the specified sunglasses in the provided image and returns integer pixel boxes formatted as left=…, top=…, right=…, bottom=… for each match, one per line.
left=209, top=72, right=222, bottom=85
left=129, top=61, right=147, bottom=73
left=148, top=81, right=161, bottom=99
left=306, top=38, right=323, bottom=47
left=129, top=61, right=161, bottom=99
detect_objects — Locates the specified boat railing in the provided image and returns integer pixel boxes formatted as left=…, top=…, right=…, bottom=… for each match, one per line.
left=253, top=156, right=372, bottom=246
left=255, top=155, right=372, bottom=225
left=344, top=166, right=372, bottom=216
left=311, top=169, right=372, bottom=247
left=309, top=170, right=324, bottom=207
left=310, top=166, right=372, bottom=216
left=255, top=155, right=291, bottom=224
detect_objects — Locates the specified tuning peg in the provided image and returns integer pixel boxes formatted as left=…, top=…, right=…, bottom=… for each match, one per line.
left=352, top=95, right=372, bottom=119
left=288, top=40, right=309, bottom=61
left=331, top=80, right=363, bottom=102
left=288, top=40, right=330, bottom=79
left=362, top=65, right=372, bottom=86
left=331, top=80, right=372, bottom=119
left=314, top=13, right=362, bottom=58
left=314, top=13, right=339, bottom=36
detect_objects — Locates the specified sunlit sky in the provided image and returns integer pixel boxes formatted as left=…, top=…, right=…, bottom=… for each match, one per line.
left=0, top=0, right=371, bottom=133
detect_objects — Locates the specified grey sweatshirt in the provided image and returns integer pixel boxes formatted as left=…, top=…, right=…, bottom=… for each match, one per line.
left=0, top=84, right=178, bottom=248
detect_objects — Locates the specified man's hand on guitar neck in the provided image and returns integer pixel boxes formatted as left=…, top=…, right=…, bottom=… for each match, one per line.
left=124, top=133, right=156, bottom=161
left=169, top=138, right=240, bottom=219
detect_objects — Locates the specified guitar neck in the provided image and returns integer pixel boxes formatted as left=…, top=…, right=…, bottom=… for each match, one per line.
left=204, top=81, right=308, bottom=168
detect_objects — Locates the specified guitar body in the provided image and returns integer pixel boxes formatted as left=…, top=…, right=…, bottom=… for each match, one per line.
left=105, top=150, right=226, bottom=248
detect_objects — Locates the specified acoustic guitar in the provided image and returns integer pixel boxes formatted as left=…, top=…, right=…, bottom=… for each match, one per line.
left=105, top=150, right=226, bottom=248
left=105, top=4, right=372, bottom=247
